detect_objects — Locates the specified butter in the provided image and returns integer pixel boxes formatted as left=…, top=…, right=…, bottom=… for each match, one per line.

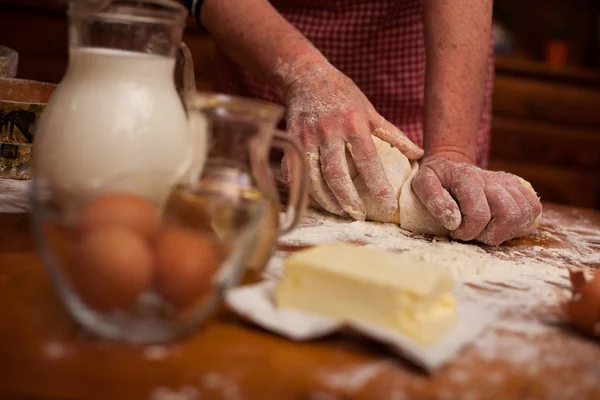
left=275, top=242, right=457, bottom=345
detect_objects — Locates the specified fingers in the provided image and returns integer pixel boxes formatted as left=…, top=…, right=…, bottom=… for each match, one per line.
left=412, top=157, right=542, bottom=245
left=517, top=181, right=543, bottom=224
left=475, top=184, right=521, bottom=246
left=499, top=176, right=542, bottom=240
left=320, top=140, right=366, bottom=221
left=287, top=121, right=347, bottom=217
left=503, top=183, right=534, bottom=239
left=475, top=174, right=543, bottom=246
left=373, top=120, right=424, bottom=160
left=446, top=176, right=491, bottom=242
left=304, top=143, right=347, bottom=218
left=346, top=133, right=398, bottom=218
left=412, top=165, right=462, bottom=230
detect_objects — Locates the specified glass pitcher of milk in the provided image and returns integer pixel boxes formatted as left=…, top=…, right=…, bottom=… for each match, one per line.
left=33, top=0, right=197, bottom=208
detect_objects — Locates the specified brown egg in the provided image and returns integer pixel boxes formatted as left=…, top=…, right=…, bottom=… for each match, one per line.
left=68, top=226, right=153, bottom=311
left=75, top=193, right=159, bottom=239
left=153, top=226, right=218, bottom=310
left=566, top=272, right=600, bottom=334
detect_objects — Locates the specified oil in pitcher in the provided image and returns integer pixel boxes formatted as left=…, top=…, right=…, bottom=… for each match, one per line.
left=167, top=93, right=309, bottom=282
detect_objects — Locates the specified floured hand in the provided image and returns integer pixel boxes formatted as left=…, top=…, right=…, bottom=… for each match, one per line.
left=281, top=61, right=423, bottom=221
left=411, top=158, right=543, bottom=246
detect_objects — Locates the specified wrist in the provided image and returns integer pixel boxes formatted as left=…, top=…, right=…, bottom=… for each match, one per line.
left=422, top=147, right=476, bottom=165
left=422, top=99, right=480, bottom=167
left=278, top=54, right=335, bottom=101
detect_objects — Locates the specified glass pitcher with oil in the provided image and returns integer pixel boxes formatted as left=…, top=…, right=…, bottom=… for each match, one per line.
left=165, top=92, right=309, bottom=280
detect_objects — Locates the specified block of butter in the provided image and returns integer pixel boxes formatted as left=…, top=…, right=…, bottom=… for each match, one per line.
left=275, top=242, right=457, bottom=345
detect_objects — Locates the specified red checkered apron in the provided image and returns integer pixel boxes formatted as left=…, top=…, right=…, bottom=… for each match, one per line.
left=212, top=0, right=494, bottom=168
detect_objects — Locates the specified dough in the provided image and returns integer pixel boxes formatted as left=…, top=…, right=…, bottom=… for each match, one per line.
left=399, top=162, right=450, bottom=236
left=341, top=136, right=541, bottom=242
left=346, top=136, right=411, bottom=223
left=399, top=162, right=542, bottom=238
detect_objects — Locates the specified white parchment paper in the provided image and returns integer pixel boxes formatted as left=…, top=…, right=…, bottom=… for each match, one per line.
left=225, top=281, right=497, bottom=373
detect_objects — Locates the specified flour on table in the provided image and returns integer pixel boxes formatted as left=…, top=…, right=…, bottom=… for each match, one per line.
left=43, top=341, right=68, bottom=360
left=143, top=345, right=173, bottom=360
left=200, top=373, right=243, bottom=400
left=269, top=206, right=600, bottom=374
left=150, top=386, right=199, bottom=400
left=317, top=361, right=390, bottom=394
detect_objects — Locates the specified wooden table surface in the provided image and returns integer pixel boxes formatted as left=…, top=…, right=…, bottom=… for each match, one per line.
left=1, top=203, right=599, bottom=400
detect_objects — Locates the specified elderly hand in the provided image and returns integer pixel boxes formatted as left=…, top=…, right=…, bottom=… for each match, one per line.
left=282, top=62, right=423, bottom=221
left=412, top=157, right=542, bottom=245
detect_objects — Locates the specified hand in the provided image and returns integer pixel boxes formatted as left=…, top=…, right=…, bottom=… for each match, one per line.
left=282, top=63, right=423, bottom=221
left=412, top=157, right=542, bottom=245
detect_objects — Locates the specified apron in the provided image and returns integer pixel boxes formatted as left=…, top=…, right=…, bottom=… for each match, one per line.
left=209, top=0, right=494, bottom=168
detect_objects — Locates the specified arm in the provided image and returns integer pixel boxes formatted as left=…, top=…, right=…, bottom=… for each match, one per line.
left=413, top=0, right=542, bottom=246
left=422, top=0, right=493, bottom=164
left=197, top=0, right=423, bottom=221
left=199, top=0, right=327, bottom=100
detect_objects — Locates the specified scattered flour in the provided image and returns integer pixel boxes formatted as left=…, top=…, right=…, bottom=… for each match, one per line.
left=268, top=207, right=600, bottom=379
left=317, top=362, right=390, bottom=393
left=143, top=345, right=172, bottom=360
left=149, top=386, right=198, bottom=400
left=273, top=208, right=600, bottom=317
left=448, top=368, right=470, bottom=384
left=490, top=319, right=556, bottom=336
left=43, top=341, right=68, bottom=359
left=200, top=373, right=243, bottom=400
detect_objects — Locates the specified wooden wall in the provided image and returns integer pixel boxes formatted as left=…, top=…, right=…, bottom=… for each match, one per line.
left=1, top=0, right=599, bottom=209
left=490, top=60, right=600, bottom=209
left=0, top=0, right=215, bottom=89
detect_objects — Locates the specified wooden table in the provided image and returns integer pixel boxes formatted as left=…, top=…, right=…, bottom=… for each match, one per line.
left=1, top=204, right=599, bottom=400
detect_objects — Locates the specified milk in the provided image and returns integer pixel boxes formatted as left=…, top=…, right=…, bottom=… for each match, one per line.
left=33, top=47, right=192, bottom=206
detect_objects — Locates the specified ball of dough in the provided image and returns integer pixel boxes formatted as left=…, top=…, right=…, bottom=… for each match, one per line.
left=345, top=136, right=411, bottom=223
left=342, top=136, right=541, bottom=243
left=398, top=163, right=542, bottom=240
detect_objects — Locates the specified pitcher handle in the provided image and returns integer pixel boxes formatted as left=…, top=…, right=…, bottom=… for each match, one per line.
left=176, top=42, right=196, bottom=94
left=272, top=130, right=308, bottom=235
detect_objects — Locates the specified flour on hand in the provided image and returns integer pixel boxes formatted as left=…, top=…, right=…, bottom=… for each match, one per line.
left=333, top=136, right=541, bottom=244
